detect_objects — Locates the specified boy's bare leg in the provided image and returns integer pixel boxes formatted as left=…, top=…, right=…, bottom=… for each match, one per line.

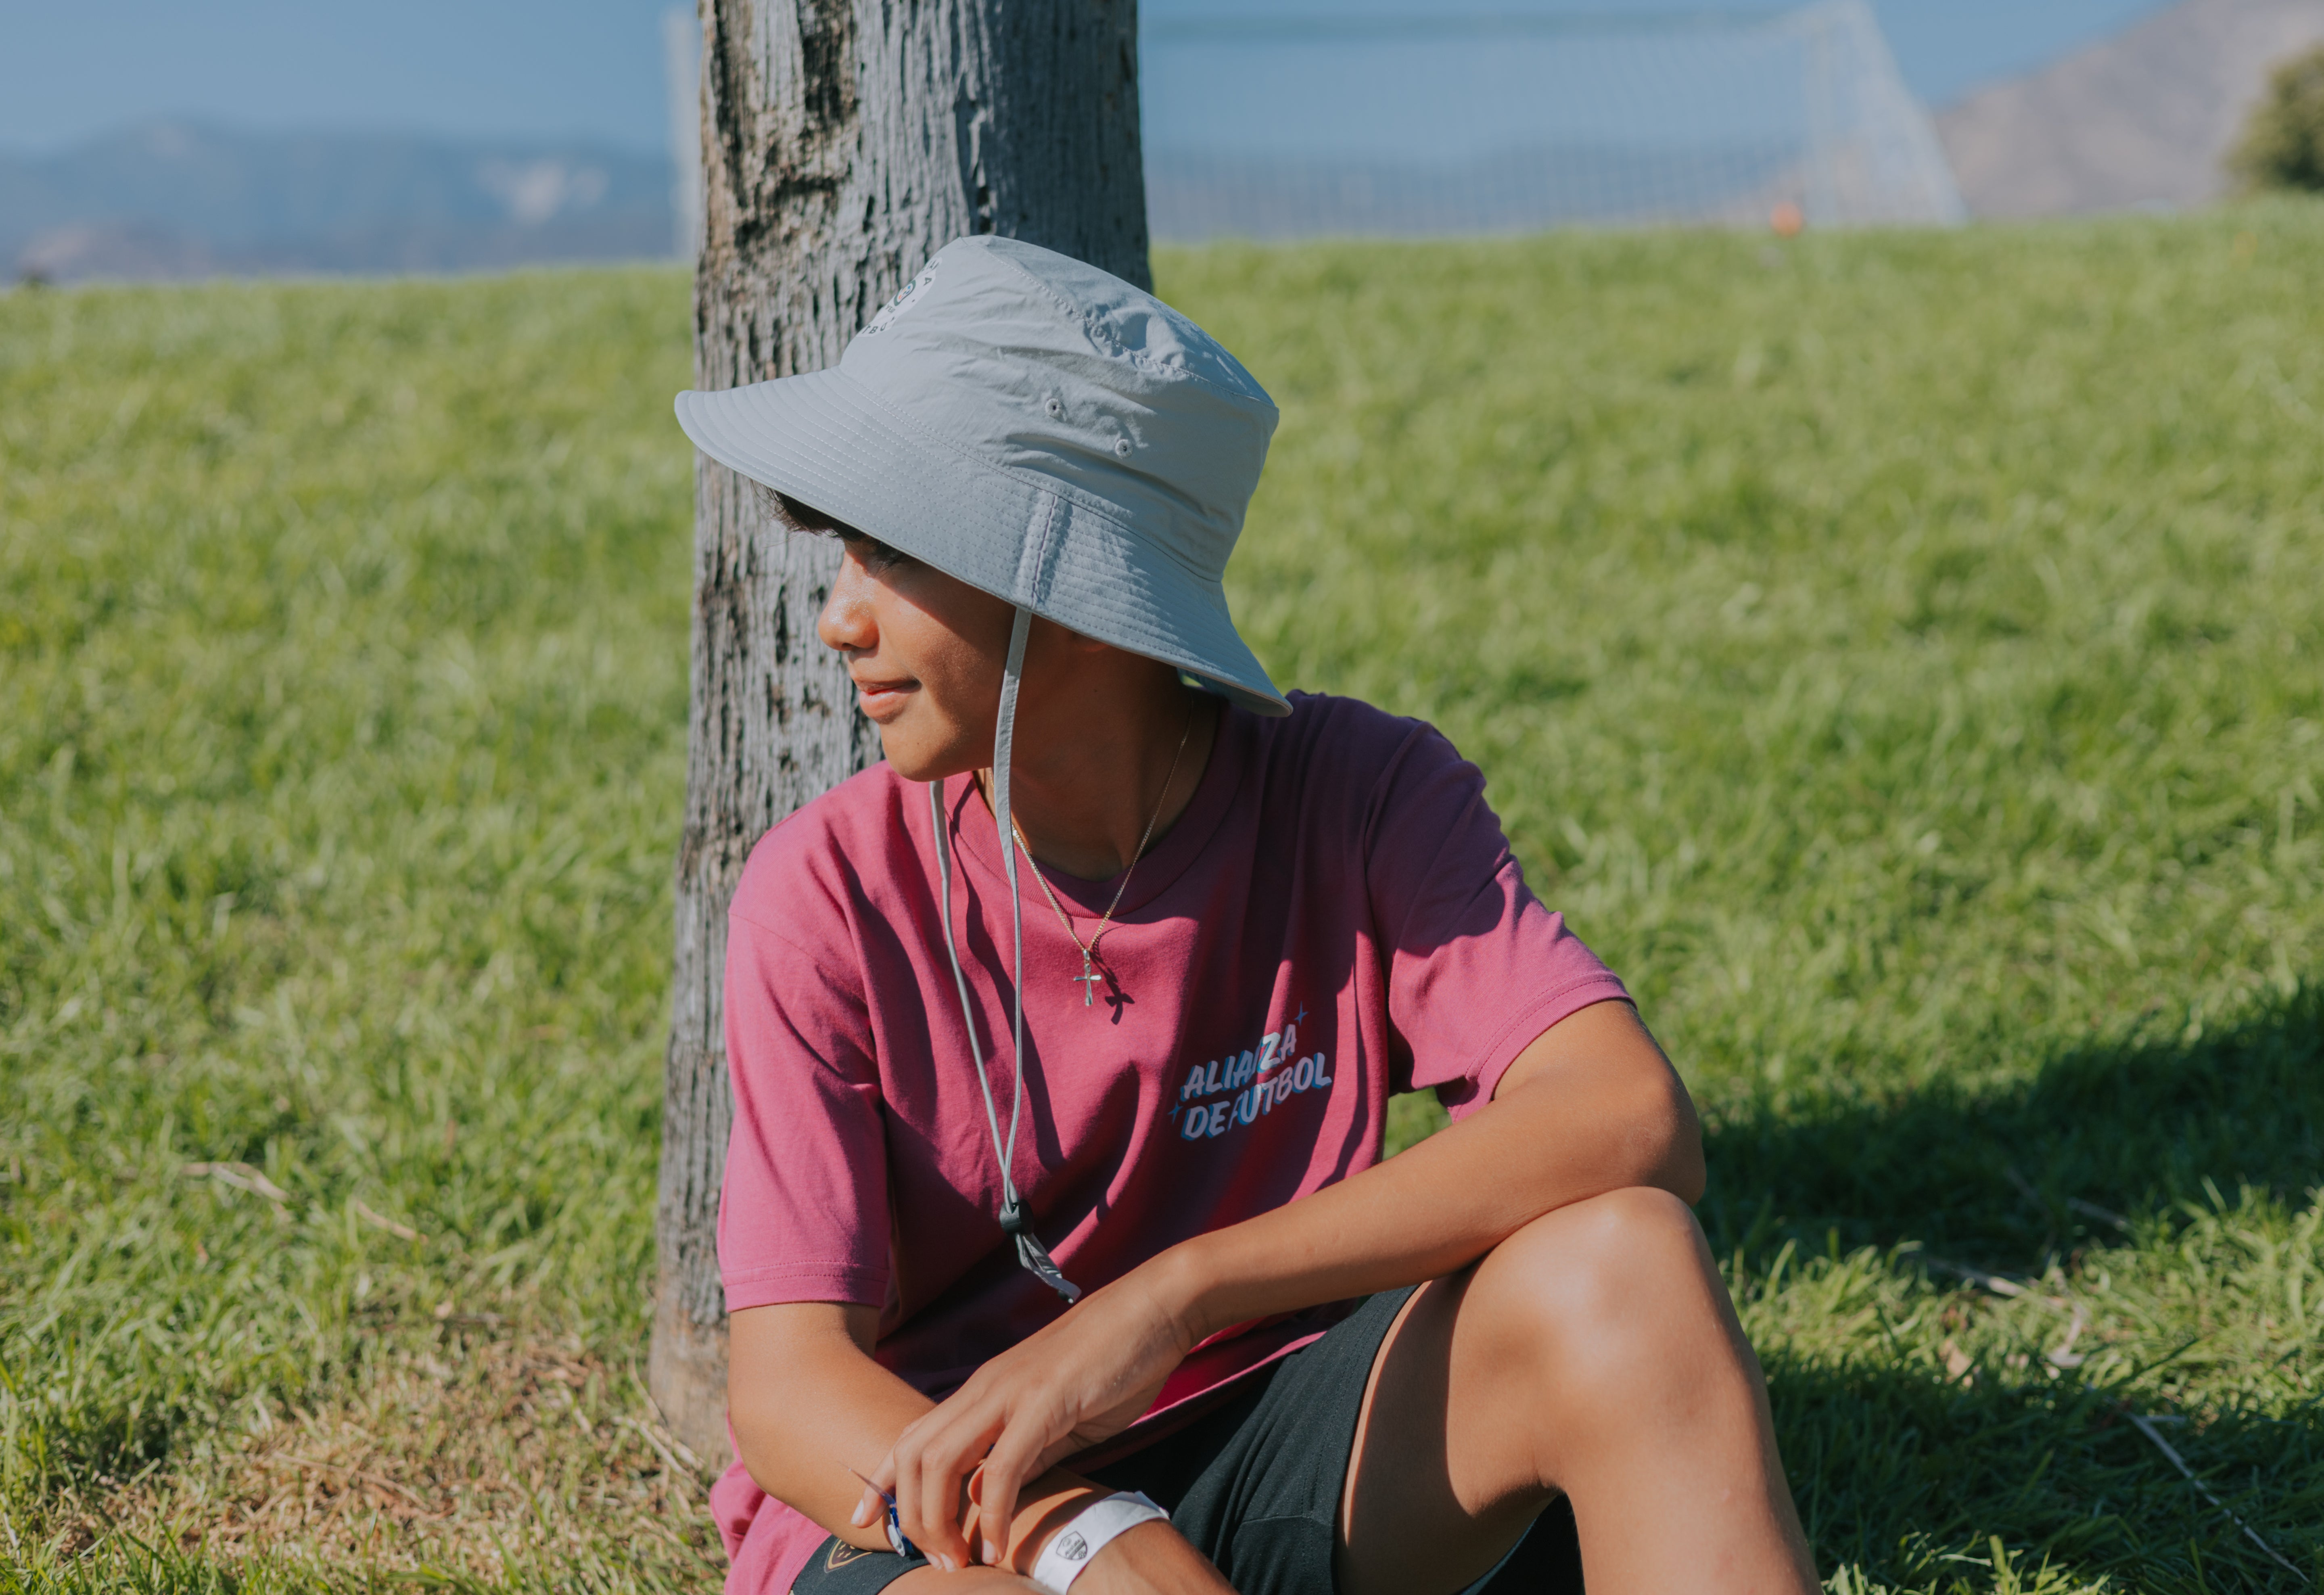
left=1340, top=1186, right=1817, bottom=1595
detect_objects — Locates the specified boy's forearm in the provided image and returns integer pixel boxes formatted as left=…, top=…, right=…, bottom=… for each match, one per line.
left=729, top=1304, right=938, bottom=1552
left=1156, top=1013, right=1701, bottom=1344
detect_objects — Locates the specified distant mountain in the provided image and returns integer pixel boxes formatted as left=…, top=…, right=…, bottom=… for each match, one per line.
left=0, top=121, right=678, bottom=283
left=1937, top=0, right=2324, bottom=217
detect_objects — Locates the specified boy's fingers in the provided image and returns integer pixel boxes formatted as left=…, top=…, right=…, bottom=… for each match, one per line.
left=976, top=1436, right=1037, bottom=1566
left=869, top=1442, right=907, bottom=1537
left=911, top=1430, right=976, bottom=1570
left=887, top=1407, right=954, bottom=1552
left=888, top=1437, right=922, bottom=1555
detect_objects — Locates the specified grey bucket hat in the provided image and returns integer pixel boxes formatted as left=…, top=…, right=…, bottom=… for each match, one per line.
left=672, top=233, right=1287, bottom=717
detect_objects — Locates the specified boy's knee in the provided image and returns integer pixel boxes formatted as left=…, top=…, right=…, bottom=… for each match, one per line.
left=1473, top=1186, right=1718, bottom=1397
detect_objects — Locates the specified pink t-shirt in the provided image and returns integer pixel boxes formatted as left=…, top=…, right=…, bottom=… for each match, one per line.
left=711, top=692, right=1628, bottom=1593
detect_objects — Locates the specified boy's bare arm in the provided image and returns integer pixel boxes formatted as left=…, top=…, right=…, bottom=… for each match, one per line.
left=1179, top=999, right=1703, bottom=1337
left=728, top=1302, right=1233, bottom=1591
left=727, top=1302, right=932, bottom=1554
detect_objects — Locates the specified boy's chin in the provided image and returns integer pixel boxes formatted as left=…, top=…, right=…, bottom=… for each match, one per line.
left=875, top=726, right=973, bottom=786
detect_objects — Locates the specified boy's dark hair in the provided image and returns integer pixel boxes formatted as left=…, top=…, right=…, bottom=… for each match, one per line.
left=753, top=483, right=913, bottom=569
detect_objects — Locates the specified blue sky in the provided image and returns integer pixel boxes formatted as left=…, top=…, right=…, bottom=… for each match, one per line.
left=0, top=0, right=2174, bottom=155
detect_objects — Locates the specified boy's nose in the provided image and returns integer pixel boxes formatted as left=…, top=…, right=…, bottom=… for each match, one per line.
left=817, top=553, right=878, bottom=654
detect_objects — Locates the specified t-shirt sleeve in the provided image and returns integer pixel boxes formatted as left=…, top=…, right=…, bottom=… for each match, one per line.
left=717, top=906, right=892, bottom=1313
left=1362, top=721, right=1630, bottom=1119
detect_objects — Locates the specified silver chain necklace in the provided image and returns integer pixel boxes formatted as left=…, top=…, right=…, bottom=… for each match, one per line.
left=988, top=704, right=1193, bottom=1007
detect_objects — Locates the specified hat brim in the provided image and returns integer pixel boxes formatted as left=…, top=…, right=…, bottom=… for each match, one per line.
left=675, top=371, right=1289, bottom=717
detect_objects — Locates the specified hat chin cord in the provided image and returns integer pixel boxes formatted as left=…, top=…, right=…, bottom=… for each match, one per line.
left=928, top=604, right=1083, bottom=1305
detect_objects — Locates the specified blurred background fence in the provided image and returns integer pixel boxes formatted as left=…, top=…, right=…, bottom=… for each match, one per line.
left=1140, top=1, right=1966, bottom=240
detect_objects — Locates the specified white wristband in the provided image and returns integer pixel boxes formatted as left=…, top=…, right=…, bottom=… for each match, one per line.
left=1028, top=1490, right=1169, bottom=1593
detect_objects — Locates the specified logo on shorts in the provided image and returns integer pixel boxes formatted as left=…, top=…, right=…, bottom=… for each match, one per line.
left=1171, top=1009, right=1334, bottom=1142
left=824, top=1541, right=871, bottom=1570
left=1055, top=1530, right=1091, bottom=1562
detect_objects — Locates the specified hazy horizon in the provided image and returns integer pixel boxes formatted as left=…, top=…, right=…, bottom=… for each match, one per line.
left=0, top=0, right=2176, bottom=157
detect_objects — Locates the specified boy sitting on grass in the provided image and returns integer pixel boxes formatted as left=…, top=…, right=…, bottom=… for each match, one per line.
left=676, top=236, right=1818, bottom=1595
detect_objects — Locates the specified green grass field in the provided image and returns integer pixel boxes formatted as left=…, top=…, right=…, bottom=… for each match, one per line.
left=4, top=207, right=2322, bottom=1592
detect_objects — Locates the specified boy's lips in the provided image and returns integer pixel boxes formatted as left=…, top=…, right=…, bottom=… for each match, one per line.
left=852, top=674, right=917, bottom=720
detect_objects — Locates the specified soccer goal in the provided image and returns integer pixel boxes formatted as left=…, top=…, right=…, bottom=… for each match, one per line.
left=1141, top=0, right=1966, bottom=242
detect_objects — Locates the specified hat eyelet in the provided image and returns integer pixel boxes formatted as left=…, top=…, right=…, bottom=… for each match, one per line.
left=1113, top=437, right=1132, bottom=457
left=1044, top=397, right=1062, bottom=418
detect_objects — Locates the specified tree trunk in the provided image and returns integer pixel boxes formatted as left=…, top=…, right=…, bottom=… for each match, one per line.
left=653, top=0, right=1152, bottom=1466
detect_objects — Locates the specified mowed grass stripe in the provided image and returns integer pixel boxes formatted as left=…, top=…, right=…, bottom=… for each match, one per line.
left=3, top=209, right=2322, bottom=1590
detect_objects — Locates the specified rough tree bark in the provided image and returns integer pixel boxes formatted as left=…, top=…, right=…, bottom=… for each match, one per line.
left=653, top=0, right=1153, bottom=1463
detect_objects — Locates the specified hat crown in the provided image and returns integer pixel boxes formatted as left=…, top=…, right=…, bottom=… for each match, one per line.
left=837, top=236, right=1278, bottom=584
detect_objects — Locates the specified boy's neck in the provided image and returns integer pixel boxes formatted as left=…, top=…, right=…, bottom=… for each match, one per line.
left=981, top=672, right=1221, bottom=884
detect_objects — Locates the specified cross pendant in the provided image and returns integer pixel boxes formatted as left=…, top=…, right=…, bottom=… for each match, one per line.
left=1073, top=954, right=1102, bottom=1007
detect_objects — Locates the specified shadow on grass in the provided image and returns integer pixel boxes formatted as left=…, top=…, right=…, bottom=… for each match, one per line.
left=1701, top=983, right=2324, bottom=1268
left=1700, top=983, right=2324, bottom=1591
left=1768, top=1344, right=2324, bottom=1592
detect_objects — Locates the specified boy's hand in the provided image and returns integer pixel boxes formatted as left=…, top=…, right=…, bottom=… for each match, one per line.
left=854, top=1261, right=1200, bottom=1572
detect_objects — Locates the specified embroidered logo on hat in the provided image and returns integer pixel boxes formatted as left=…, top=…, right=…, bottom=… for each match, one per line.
left=863, top=259, right=941, bottom=336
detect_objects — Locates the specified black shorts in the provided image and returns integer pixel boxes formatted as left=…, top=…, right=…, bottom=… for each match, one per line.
left=789, top=1288, right=1583, bottom=1595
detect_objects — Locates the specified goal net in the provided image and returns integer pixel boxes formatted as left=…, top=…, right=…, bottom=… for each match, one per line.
left=1141, top=0, right=1966, bottom=241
